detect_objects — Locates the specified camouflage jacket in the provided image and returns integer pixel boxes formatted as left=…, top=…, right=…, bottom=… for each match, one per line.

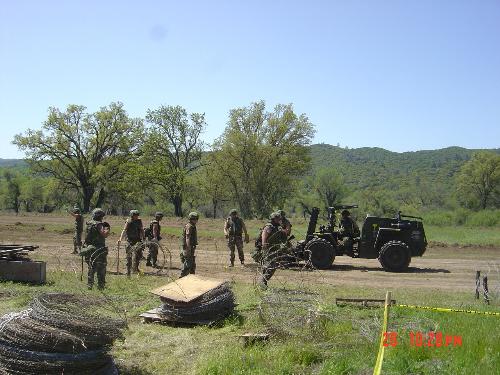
left=225, top=216, right=244, bottom=236
left=84, top=220, right=106, bottom=248
left=125, top=218, right=143, bottom=242
left=182, top=222, right=197, bottom=249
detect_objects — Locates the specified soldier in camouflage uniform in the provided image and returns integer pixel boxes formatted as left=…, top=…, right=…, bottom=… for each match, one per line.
left=339, top=210, right=360, bottom=256
left=81, top=208, right=110, bottom=290
left=146, top=212, right=163, bottom=267
left=180, top=212, right=198, bottom=277
left=278, top=210, right=292, bottom=237
left=118, top=210, right=144, bottom=276
left=70, top=206, right=84, bottom=254
left=224, top=209, right=249, bottom=267
left=259, top=212, right=287, bottom=288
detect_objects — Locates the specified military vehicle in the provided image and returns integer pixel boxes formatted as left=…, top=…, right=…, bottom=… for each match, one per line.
left=293, top=205, right=427, bottom=272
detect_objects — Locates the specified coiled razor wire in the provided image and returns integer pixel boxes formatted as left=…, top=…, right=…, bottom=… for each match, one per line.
left=158, top=283, right=235, bottom=324
left=0, top=293, right=125, bottom=375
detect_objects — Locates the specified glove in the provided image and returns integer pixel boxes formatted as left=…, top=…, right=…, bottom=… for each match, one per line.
left=244, top=233, right=250, bottom=243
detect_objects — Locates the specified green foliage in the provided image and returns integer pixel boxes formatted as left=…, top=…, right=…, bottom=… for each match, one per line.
left=211, top=101, right=315, bottom=218
left=456, top=151, right=500, bottom=209
left=141, top=105, right=206, bottom=217
left=13, top=103, right=143, bottom=212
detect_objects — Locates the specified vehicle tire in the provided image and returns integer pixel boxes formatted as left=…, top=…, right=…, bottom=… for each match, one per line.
left=378, top=241, right=411, bottom=272
left=305, top=238, right=335, bottom=270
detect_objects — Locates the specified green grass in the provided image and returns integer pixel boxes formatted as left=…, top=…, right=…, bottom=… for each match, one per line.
left=425, top=226, right=500, bottom=247
left=1, top=271, right=499, bottom=374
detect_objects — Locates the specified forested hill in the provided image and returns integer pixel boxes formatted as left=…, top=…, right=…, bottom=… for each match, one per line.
left=309, top=144, right=500, bottom=192
left=0, top=159, right=26, bottom=168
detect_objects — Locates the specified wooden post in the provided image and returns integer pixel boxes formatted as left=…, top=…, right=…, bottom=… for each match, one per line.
left=475, top=271, right=481, bottom=299
left=385, top=291, right=392, bottom=310
left=116, top=242, right=120, bottom=275
left=483, top=276, right=490, bottom=305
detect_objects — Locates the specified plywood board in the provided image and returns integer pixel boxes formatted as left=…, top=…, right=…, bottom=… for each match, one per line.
left=150, top=274, right=225, bottom=303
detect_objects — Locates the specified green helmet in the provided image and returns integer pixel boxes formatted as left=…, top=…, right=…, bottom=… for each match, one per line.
left=72, top=206, right=81, bottom=214
left=188, top=212, right=199, bottom=220
left=130, top=209, right=140, bottom=217
left=92, top=208, right=105, bottom=219
left=155, top=211, right=164, bottom=218
left=229, top=209, right=238, bottom=215
left=269, top=212, right=281, bottom=220
left=278, top=210, right=286, bottom=217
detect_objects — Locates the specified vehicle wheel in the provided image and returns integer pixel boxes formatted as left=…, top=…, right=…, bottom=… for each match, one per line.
left=305, top=238, right=335, bottom=269
left=378, top=241, right=411, bottom=272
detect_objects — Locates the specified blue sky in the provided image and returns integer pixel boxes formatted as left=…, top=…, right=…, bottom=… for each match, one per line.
left=1, top=0, right=499, bottom=158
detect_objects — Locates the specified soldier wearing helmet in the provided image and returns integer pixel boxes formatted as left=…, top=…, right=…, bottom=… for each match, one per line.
left=224, top=209, right=249, bottom=267
left=259, top=211, right=287, bottom=287
left=278, top=210, right=292, bottom=237
left=180, top=212, right=199, bottom=277
left=146, top=212, right=164, bottom=267
left=118, top=209, right=144, bottom=276
left=82, top=208, right=110, bottom=289
left=339, top=209, right=360, bottom=256
left=70, top=205, right=84, bottom=254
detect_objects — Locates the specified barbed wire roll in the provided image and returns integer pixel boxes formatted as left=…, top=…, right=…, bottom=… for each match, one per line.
left=0, top=293, right=124, bottom=375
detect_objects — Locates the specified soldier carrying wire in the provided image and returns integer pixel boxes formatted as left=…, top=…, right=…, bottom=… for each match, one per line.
left=146, top=211, right=164, bottom=267
left=117, top=210, right=144, bottom=276
left=81, top=208, right=110, bottom=290
left=224, top=209, right=249, bottom=267
left=258, top=212, right=288, bottom=288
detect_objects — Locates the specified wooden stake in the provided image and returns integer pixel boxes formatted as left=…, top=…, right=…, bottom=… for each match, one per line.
left=475, top=271, right=480, bottom=299
left=483, top=276, right=490, bottom=305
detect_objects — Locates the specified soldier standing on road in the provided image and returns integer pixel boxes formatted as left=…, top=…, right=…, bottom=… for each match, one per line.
left=70, top=206, right=84, bottom=254
left=224, top=209, right=249, bottom=267
left=81, top=208, right=110, bottom=290
left=259, top=212, right=287, bottom=288
left=180, top=212, right=199, bottom=277
left=279, top=210, right=292, bottom=237
left=117, top=210, right=144, bottom=276
left=146, top=212, right=163, bottom=267
left=339, top=210, right=360, bottom=255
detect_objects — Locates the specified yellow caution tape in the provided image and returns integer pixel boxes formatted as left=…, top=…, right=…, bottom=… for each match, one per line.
left=373, top=297, right=390, bottom=375
left=397, top=304, right=500, bottom=316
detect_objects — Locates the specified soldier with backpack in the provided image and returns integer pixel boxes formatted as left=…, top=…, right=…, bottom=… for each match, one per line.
left=146, top=212, right=163, bottom=267
left=117, top=210, right=144, bottom=276
left=80, top=208, right=110, bottom=290
left=224, top=209, right=249, bottom=267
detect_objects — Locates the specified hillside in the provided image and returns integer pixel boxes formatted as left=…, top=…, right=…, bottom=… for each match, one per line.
left=309, top=144, right=500, bottom=193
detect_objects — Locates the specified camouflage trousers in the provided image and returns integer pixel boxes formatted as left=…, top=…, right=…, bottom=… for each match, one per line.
left=180, top=246, right=196, bottom=277
left=73, top=232, right=82, bottom=253
left=228, top=236, right=244, bottom=265
left=87, top=259, right=107, bottom=289
left=147, top=241, right=159, bottom=266
left=126, top=241, right=143, bottom=275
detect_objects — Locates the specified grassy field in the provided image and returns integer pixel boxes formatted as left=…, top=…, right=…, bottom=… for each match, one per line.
left=1, top=271, right=499, bottom=375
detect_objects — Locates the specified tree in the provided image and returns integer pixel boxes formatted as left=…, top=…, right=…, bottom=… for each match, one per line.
left=141, top=105, right=206, bottom=217
left=2, top=171, right=22, bottom=213
left=313, top=168, right=347, bottom=209
left=196, top=154, right=231, bottom=218
left=13, top=103, right=142, bottom=212
left=456, top=151, right=500, bottom=209
left=212, top=101, right=315, bottom=218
